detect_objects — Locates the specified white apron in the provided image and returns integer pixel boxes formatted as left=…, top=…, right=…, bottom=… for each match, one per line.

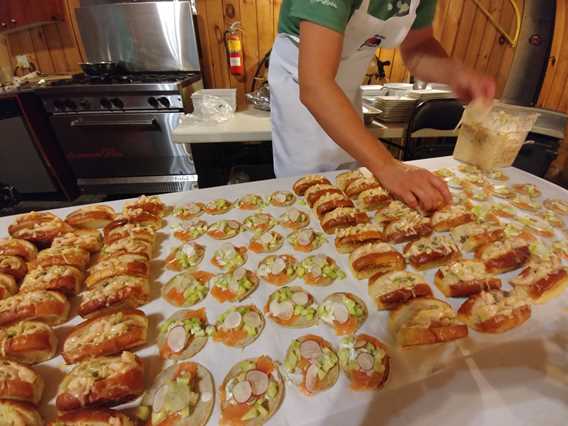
left=269, top=0, right=420, bottom=177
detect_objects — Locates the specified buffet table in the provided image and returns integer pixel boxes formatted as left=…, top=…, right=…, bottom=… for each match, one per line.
left=1, top=157, right=567, bottom=425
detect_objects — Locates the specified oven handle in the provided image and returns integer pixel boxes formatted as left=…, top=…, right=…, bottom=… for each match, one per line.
left=70, top=118, right=160, bottom=129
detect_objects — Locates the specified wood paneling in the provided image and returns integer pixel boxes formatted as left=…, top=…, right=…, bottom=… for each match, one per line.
left=197, top=0, right=525, bottom=102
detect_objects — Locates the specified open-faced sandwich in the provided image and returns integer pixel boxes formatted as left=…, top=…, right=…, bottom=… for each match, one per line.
left=451, top=222, right=505, bottom=252
left=51, top=229, right=103, bottom=253
left=0, top=238, right=37, bottom=261
left=431, top=204, right=475, bottom=232
left=320, top=207, right=368, bottom=234
left=56, top=351, right=144, bottom=411
left=157, top=309, right=208, bottom=360
left=0, top=290, right=69, bottom=326
left=9, top=211, right=71, bottom=247
left=268, top=190, right=296, bottom=207
left=543, top=198, right=568, bottom=215
left=219, top=356, right=284, bottom=426
left=293, top=175, right=331, bottom=196
left=469, top=204, right=500, bottom=225
left=62, top=308, right=148, bottom=364
left=336, top=169, right=363, bottom=191
left=312, top=192, right=354, bottom=219
left=433, top=168, right=454, bottom=178
left=138, top=362, right=214, bottom=426
left=35, top=246, right=90, bottom=271
left=552, top=240, right=568, bottom=260
left=476, top=237, right=531, bottom=274
left=389, top=298, right=468, bottom=347
left=124, top=195, right=167, bottom=217
left=210, top=268, right=259, bottom=303
left=0, top=359, right=44, bottom=404
left=249, top=231, right=284, bottom=254
left=542, top=209, right=564, bottom=228
left=162, top=271, right=213, bottom=307
left=86, top=254, right=148, bottom=288
left=510, top=257, right=568, bottom=304
left=213, top=305, right=264, bottom=348
left=257, top=254, right=298, bottom=285
left=173, top=202, right=204, bottom=220
left=338, top=334, right=390, bottom=391
left=492, top=184, right=516, bottom=199
left=434, top=260, right=502, bottom=298
left=297, top=254, right=345, bottom=286
left=119, top=207, right=163, bottom=230
left=103, top=219, right=156, bottom=245
left=282, top=335, right=339, bottom=396
left=335, top=223, right=385, bottom=254
left=287, top=228, right=325, bottom=252
left=368, top=270, right=432, bottom=310
left=345, top=177, right=381, bottom=199
left=243, top=213, right=276, bottom=235
left=458, top=289, right=531, bottom=333
left=207, top=220, right=241, bottom=240
left=512, top=183, right=541, bottom=198
left=166, top=242, right=206, bottom=271
left=403, top=235, right=461, bottom=270
left=237, top=194, right=266, bottom=210
left=98, top=237, right=153, bottom=261
left=357, top=187, right=392, bottom=211
left=279, top=208, right=310, bottom=230
left=516, top=215, right=555, bottom=238
left=384, top=211, right=433, bottom=243
left=488, top=202, right=517, bottom=219
left=78, top=275, right=150, bottom=318
left=457, top=163, right=482, bottom=175
left=264, top=286, right=318, bottom=328
left=462, top=182, right=492, bottom=201
left=65, top=205, right=116, bottom=229
left=211, top=243, right=247, bottom=272
left=349, top=242, right=405, bottom=280
left=20, top=265, right=83, bottom=295
left=0, top=273, right=17, bottom=300
left=485, top=169, right=509, bottom=181
left=172, top=219, right=208, bottom=242
left=0, top=255, right=27, bottom=281
left=49, top=409, right=135, bottom=426
left=0, top=320, right=58, bottom=365
left=304, top=184, right=343, bottom=208
left=202, top=199, right=234, bottom=215
left=510, top=195, right=540, bottom=212
left=318, top=292, right=367, bottom=336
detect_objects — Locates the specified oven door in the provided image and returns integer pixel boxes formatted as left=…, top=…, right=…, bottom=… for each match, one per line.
left=50, top=111, right=197, bottom=193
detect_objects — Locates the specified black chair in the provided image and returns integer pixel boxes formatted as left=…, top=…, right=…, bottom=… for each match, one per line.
left=402, top=99, right=464, bottom=161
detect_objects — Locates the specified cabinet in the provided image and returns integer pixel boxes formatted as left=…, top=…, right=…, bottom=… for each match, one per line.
left=0, top=0, right=64, bottom=33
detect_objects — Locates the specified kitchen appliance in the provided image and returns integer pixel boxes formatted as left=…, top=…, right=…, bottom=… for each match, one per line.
left=36, top=72, right=202, bottom=195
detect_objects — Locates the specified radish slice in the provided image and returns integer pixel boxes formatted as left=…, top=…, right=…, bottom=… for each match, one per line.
left=332, top=303, right=349, bottom=324
left=201, top=391, right=212, bottom=402
left=313, top=255, right=328, bottom=268
left=288, top=209, right=300, bottom=222
left=166, top=325, right=188, bottom=353
left=269, top=300, right=282, bottom=316
left=243, top=311, right=261, bottom=328
left=228, top=278, right=240, bottom=294
left=291, top=291, right=308, bottom=306
left=228, top=221, right=239, bottom=230
left=153, top=385, right=168, bottom=412
left=223, top=311, right=242, bottom=329
left=246, top=370, right=269, bottom=396
left=297, top=229, right=314, bottom=246
left=233, top=267, right=246, bottom=281
left=271, top=257, right=286, bottom=275
left=357, top=352, right=374, bottom=371
left=182, top=243, right=196, bottom=257
left=277, top=301, right=294, bottom=320
left=305, top=364, right=319, bottom=393
left=309, top=264, right=322, bottom=277
left=232, top=380, right=252, bottom=404
left=188, top=203, right=201, bottom=215
left=260, top=233, right=273, bottom=245
left=275, top=192, right=287, bottom=203
left=300, top=340, right=322, bottom=360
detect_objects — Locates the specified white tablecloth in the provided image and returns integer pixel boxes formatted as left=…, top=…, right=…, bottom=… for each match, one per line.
left=1, top=157, right=566, bottom=425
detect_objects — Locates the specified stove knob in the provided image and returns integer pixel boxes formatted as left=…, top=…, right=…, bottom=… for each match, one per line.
left=148, top=97, right=159, bottom=108
left=100, top=98, right=112, bottom=109
left=158, top=97, right=170, bottom=108
left=53, top=100, right=65, bottom=111
left=111, top=98, right=124, bottom=109
left=79, top=99, right=90, bottom=110
left=64, top=99, right=77, bottom=110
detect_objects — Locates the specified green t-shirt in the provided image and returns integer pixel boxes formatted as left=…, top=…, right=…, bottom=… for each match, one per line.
left=278, top=0, right=437, bottom=36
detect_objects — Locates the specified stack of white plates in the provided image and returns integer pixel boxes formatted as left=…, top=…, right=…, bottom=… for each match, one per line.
left=360, top=85, right=384, bottom=97
left=374, top=95, right=417, bottom=122
left=407, top=89, right=455, bottom=101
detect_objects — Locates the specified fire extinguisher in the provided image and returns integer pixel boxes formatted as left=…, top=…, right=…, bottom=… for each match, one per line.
left=225, top=22, right=245, bottom=76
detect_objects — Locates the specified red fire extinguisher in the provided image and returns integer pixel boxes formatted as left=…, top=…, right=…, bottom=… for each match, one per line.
left=225, top=22, right=245, bottom=76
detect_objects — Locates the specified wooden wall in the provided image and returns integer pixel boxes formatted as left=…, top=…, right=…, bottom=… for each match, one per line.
left=197, top=0, right=525, bottom=104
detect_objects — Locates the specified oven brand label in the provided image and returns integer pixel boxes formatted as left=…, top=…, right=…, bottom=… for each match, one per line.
left=67, top=147, right=124, bottom=159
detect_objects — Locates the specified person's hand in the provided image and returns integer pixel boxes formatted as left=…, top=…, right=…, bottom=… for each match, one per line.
left=449, top=64, right=496, bottom=103
left=375, top=160, right=452, bottom=211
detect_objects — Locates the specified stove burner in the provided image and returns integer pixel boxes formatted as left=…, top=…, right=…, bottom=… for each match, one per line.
left=49, top=72, right=201, bottom=87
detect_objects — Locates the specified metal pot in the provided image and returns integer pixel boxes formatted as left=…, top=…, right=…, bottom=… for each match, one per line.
left=79, top=62, right=125, bottom=76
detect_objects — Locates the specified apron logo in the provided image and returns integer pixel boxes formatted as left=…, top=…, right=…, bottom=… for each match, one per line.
left=360, top=34, right=384, bottom=49
left=309, top=0, right=338, bottom=8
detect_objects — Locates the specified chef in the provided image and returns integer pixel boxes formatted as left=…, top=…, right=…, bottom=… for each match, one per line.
left=269, top=0, right=495, bottom=211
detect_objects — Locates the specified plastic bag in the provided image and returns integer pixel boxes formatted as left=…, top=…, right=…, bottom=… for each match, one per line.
left=186, top=94, right=235, bottom=124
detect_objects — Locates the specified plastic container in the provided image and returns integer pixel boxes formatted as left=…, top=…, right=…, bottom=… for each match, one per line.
left=453, top=103, right=539, bottom=171
left=192, top=89, right=237, bottom=112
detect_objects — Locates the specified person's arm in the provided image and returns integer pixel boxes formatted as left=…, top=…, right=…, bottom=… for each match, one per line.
left=298, top=21, right=450, bottom=211
left=400, top=27, right=496, bottom=102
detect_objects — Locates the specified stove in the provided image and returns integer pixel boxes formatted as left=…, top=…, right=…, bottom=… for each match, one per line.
left=36, top=72, right=202, bottom=195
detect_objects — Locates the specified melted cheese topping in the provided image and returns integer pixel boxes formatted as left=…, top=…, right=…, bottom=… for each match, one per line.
left=0, top=322, right=47, bottom=357
left=336, top=170, right=362, bottom=189
left=0, top=360, right=37, bottom=383
left=386, top=212, right=430, bottom=233
left=104, top=238, right=150, bottom=255
left=406, top=235, right=458, bottom=257
left=335, top=223, right=384, bottom=238
left=296, top=175, right=327, bottom=186
left=511, top=261, right=565, bottom=287
left=371, top=271, right=425, bottom=296
left=470, top=290, right=528, bottom=322
left=347, top=177, right=379, bottom=193
left=439, top=260, right=489, bottom=284
left=404, top=301, right=457, bottom=328
left=480, top=238, right=528, bottom=261
left=0, top=290, right=61, bottom=312
left=313, top=192, right=348, bottom=211
left=304, top=184, right=337, bottom=198
left=432, top=205, right=469, bottom=225
left=65, top=312, right=140, bottom=351
left=358, top=186, right=389, bottom=201
left=322, top=207, right=361, bottom=223
left=82, top=276, right=145, bottom=301
left=350, top=242, right=397, bottom=262
left=38, top=246, right=87, bottom=260
left=0, top=256, right=21, bottom=269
